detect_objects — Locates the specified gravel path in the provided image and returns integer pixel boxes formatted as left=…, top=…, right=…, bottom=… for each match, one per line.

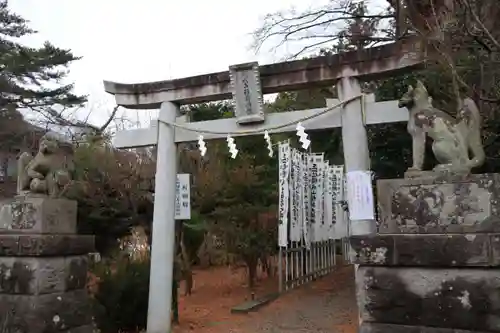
left=237, top=265, right=358, bottom=333
left=174, top=264, right=358, bottom=333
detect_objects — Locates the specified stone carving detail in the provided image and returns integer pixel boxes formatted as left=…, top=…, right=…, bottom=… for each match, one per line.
left=377, top=174, right=499, bottom=234
left=17, top=133, right=72, bottom=197
left=391, top=183, right=490, bottom=231
left=398, top=80, right=485, bottom=175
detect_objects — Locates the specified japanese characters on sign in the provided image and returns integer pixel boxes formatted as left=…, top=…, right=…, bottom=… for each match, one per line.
left=278, top=141, right=291, bottom=247
left=301, top=152, right=311, bottom=249
left=346, top=170, right=375, bottom=221
left=308, top=153, right=324, bottom=243
left=229, top=62, right=265, bottom=124
left=276, top=143, right=352, bottom=247
left=175, top=174, right=191, bottom=220
left=290, top=150, right=302, bottom=242
left=325, top=165, right=334, bottom=240
left=332, top=166, right=346, bottom=239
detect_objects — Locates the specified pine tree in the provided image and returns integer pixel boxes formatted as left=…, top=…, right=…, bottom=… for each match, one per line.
left=0, top=1, right=86, bottom=123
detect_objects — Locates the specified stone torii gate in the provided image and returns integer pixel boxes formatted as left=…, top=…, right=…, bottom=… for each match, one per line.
left=103, top=38, right=422, bottom=333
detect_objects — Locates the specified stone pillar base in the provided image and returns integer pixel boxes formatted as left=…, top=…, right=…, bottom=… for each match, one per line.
left=0, top=232, right=94, bottom=332
left=350, top=234, right=500, bottom=332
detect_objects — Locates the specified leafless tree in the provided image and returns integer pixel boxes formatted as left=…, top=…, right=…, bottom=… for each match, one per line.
left=252, top=0, right=395, bottom=58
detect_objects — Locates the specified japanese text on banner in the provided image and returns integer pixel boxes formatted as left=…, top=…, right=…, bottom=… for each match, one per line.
left=290, top=149, right=302, bottom=242
left=308, top=153, right=324, bottom=243
left=332, top=166, right=345, bottom=239
left=301, top=153, right=311, bottom=249
left=278, top=142, right=291, bottom=247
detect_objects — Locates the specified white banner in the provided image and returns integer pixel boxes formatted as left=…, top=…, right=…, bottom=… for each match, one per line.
left=308, top=153, right=324, bottom=243
left=290, top=149, right=302, bottom=241
left=318, top=161, right=326, bottom=241
left=346, top=170, right=375, bottom=221
left=278, top=142, right=291, bottom=247
left=325, top=166, right=334, bottom=239
left=301, top=153, right=311, bottom=249
left=333, top=166, right=347, bottom=239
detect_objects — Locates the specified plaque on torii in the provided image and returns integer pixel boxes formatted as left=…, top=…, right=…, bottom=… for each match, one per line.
left=229, top=62, right=265, bottom=125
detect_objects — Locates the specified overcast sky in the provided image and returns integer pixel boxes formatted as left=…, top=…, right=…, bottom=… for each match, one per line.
left=11, top=0, right=334, bottom=127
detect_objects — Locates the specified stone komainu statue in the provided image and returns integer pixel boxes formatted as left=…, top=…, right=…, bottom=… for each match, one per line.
left=398, top=80, right=485, bottom=174
left=17, top=132, right=72, bottom=197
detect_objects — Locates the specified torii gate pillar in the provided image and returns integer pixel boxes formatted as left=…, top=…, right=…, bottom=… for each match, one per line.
left=147, top=102, right=178, bottom=333
left=336, top=77, right=376, bottom=235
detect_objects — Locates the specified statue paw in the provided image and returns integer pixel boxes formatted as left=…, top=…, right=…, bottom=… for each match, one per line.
left=29, top=178, right=47, bottom=194
left=432, top=164, right=448, bottom=172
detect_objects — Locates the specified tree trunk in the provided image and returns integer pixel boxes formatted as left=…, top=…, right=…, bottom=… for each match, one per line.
left=245, top=255, right=258, bottom=289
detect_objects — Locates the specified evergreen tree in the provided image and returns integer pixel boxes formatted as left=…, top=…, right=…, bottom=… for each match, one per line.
left=0, top=1, right=86, bottom=124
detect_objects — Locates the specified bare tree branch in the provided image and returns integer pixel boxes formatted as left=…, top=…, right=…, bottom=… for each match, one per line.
left=252, top=0, right=394, bottom=57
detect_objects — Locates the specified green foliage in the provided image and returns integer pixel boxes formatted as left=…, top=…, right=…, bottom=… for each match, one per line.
left=67, top=139, right=155, bottom=254
left=180, top=102, right=277, bottom=285
left=182, top=211, right=207, bottom=264
left=92, top=258, right=150, bottom=333
left=0, top=1, right=86, bottom=116
left=208, top=154, right=277, bottom=287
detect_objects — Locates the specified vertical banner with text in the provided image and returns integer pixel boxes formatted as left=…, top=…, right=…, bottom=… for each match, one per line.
left=308, top=153, right=324, bottom=243
left=278, top=142, right=291, bottom=247
left=290, top=149, right=302, bottom=241
left=332, top=166, right=346, bottom=239
left=325, top=165, right=334, bottom=239
left=301, top=153, right=311, bottom=249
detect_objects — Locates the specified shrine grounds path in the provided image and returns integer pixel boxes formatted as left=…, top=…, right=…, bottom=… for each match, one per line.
left=173, top=264, right=358, bottom=333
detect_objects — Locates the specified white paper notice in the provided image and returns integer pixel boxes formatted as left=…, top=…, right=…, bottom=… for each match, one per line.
left=175, top=174, right=191, bottom=220
left=346, top=171, right=375, bottom=221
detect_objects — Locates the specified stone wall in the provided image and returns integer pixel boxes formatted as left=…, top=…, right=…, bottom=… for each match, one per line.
left=0, top=196, right=94, bottom=333
left=351, top=173, right=500, bottom=332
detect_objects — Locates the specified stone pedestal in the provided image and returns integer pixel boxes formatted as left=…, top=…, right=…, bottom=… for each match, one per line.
left=351, top=173, right=500, bottom=332
left=0, top=196, right=94, bottom=333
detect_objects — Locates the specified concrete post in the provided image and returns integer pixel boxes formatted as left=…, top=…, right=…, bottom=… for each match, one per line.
left=336, top=77, right=376, bottom=236
left=147, top=101, right=178, bottom=333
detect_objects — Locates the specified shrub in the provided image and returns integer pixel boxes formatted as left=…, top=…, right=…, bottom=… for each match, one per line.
left=92, top=258, right=150, bottom=333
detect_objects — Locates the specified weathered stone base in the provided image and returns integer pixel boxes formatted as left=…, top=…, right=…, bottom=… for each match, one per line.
left=0, top=290, right=93, bottom=333
left=61, top=325, right=93, bottom=333
left=0, top=233, right=94, bottom=333
left=0, top=196, right=77, bottom=234
left=351, top=234, right=500, bottom=332
left=377, top=173, right=500, bottom=234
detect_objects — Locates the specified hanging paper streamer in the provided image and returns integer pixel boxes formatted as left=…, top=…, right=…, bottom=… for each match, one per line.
left=264, top=131, right=273, bottom=157
left=226, top=135, right=238, bottom=159
left=301, top=153, right=311, bottom=249
left=278, top=141, right=291, bottom=247
left=197, top=135, right=207, bottom=157
left=295, top=122, right=311, bottom=150
left=289, top=149, right=302, bottom=242
left=308, top=153, right=324, bottom=243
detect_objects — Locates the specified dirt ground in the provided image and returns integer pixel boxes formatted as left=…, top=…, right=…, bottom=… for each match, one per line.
left=173, top=264, right=358, bottom=333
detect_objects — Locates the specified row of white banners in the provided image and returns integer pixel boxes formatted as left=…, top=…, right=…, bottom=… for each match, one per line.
left=277, top=141, right=375, bottom=248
